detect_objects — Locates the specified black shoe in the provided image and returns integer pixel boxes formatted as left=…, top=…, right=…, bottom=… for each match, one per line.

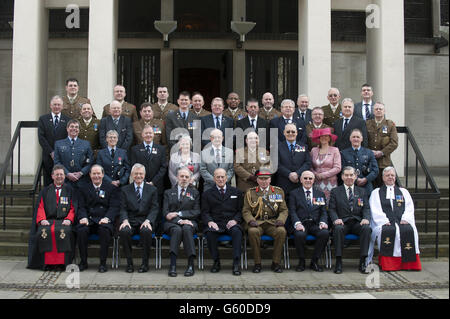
left=184, top=264, right=195, bottom=277
left=334, top=259, right=342, bottom=274
left=252, top=264, right=262, bottom=273
left=271, top=262, right=283, bottom=273
left=210, top=260, right=221, bottom=273
left=232, top=263, right=241, bottom=276
left=295, top=259, right=306, bottom=272
left=310, top=260, right=324, bottom=272
left=138, top=264, right=149, bottom=273
left=98, top=264, right=107, bottom=273
left=126, top=264, right=134, bottom=273
left=55, top=265, right=66, bottom=272
left=78, top=263, right=88, bottom=272
left=359, top=259, right=368, bottom=274
left=168, top=265, right=177, bottom=277
left=42, top=265, right=53, bottom=271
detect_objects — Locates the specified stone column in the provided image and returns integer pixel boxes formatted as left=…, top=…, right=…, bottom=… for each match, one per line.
left=298, top=0, right=331, bottom=107
left=87, top=0, right=118, bottom=116
left=232, top=0, right=246, bottom=102
left=160, top=0, right=174, bottom=100
left=366, top=0, right=405, bottom=176
left=11, top=0, right=48, bottom=175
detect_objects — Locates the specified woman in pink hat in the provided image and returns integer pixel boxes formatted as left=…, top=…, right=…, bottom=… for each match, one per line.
left=309, top=128, right=341, bottom=200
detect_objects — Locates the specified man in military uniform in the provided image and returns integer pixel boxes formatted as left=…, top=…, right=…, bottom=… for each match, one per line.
left=223, top=92, right=247, bottom=125
left=242, top=168, right=288, bottom=273
left=133, top=102, right=166, bottom=146
left=321, top=87, right=342, bottom=127
left=78, top=103, right=101, bottom=158
left=366, top=102, right=398, bottom=188
left=192, top=92, right=211, bottom=117
left=259, top=92, right=281, bottom=121
left=306, top=107, right=331, bottom=150
left=151, top=86, right=178, bottom=121
left=102, top=85, right=139, bottom=122
left=61, top=78, right=95, bottom=119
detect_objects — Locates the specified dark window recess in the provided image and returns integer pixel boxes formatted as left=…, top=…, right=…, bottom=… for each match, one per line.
left=117, top=50, right=160, bottom=110
left=118, top=0, right=160, bottom=34
left=404, top=0, right=433, bottom=38
left=331, top=11, right=366, bottom=41
left=0, top=0, right=14, bottom=33
left=441, top=0, right=449, bottom=26
left=49, top=9, right=89, bottom=34
left=174, top=0, right=231, bottom=33
left=246, top=51, right=298, bottom=107
left=246, top=0, right=298, bottom=34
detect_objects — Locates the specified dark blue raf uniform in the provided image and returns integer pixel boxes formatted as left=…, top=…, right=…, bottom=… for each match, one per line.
left=75, top=182, right=120, bottom=269
left=96, top=147, right=130, bottom=186
left=340, top=146, right=379, bottom=194
left=54, top=137, right=93, bottom=186
left=288, top=187, right=329, bottom=268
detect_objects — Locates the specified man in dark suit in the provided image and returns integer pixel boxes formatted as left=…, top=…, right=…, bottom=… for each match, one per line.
left=96, top=130, right=130, bottom=187
left=202, top=168, right=244, bottom=276
left=38, top=96, right=70, bottom=186
left=294, top=94, right=312, bottom=124
left=119, top=163, right=159, bottom=273
left=333, top=98, right=368, bottom=150
left=275, top=123, right=311, bottom=196
left=328, top=166, right=371, bottom=274
left=288, top=171, right=329, bottom=272
left=270, top=99, right=307, bottom=145
left=54, top=119, right=93, bottom=187
left=354, top=84, right=375, bottom=121
left=200, top=97, right=234, bottom=148
left=75, top=165, right=120, bottom=273
left=165, top=91, right=199, bottom=151
left=99, top=100, right=133, bottom=151
left=236, top=97, right=268, bottom=148
left=163, top=167, right=200, bottom=277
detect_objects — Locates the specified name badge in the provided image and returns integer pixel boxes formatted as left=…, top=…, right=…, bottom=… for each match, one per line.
left=99, top=190, right=105, bottom=198
left=382, top=126, right=388, bottom=134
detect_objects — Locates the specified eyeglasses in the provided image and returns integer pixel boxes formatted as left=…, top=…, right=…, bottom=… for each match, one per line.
left=302, top=177, right=314, bottom=180
left=328, top=94, right=338, bottom=97
left=285, top=130, right=296, bottom=134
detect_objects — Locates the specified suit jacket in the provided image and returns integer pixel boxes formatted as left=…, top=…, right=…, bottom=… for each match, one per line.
left=288, top=187, right=328, bottom=230
left=333, top=116, right=368, bottom=150
left=165, top=110, right=200, bottom=149
left=99, top=116, right=133, bottom=151
left=276, top=142, right=311, bottom=194
left=120, top=183, right=159, bottom=227
left=38, top=113, right=70, bottom=159
left=200, top=114, right=234, bottom=148
left=236, top=116, right=268, bottom=136
left=269, top=115, right=307, bottom=145
left=328, top=185, right=371, bottom=223
left=162, top=185, right=200, bottom=230
left=201, top=185, right=243, bottom=232
left=77, top=181, right=120, bottom=224
left=200, top=146, right=234, bottom=190
left=294, top=108, right=312, bottom=125
left=54, top=137, right=93, bottom=176
left=102, top=102, right=139, bottom=123
left=354, top=101, right=375, bottom=121
left=96, top=147, right=131, bottom=186
left=130, top=143, right=167, bottom=193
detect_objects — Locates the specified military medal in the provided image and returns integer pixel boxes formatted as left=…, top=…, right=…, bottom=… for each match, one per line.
left=41, top=228, right=48, bottom=239
left=358, top=198, right=364, bottom=206
left=153, top=126, right=161, bottom=134
left=99, top=190, right=105, bottom=198
left=118, top=157, right=122, bottom=165
left=60, top=229, right=66, bottom=239
left=382, top=126, right=388, bottom=134
left=188, top=122, right=194, bottom=130
left=405, top=243, right=412, bottom=250
left=94, top=123, right=98, bottom=131
left=383, top=237, right=391, bottom=245
left=152, top=148, right=158, bottom=154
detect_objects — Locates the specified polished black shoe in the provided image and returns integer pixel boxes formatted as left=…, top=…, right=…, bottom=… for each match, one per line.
left=271, top=262, right=283, bottom=273
left=138, top=264, right=149, bottom=273
left=310, top=260, right=324, bottom=272
left=210, top=261, right=221, bottom=273
left=42, top=265, right=53, bottom=271
left=359, top=260, right=369, bottom=274
left=252, top=264, right=262, bottom=273
left=168, top=265, right=177, bottom=277
left=184, top=264, right=195, bottom=277
left=78, top=263, right=88, bottom=272
left=232, top=263, right=241, bottom=276
left=55, top=265, right=66, bottom=272
left=98, top=264, right=107, bottom=273
left=125, top=264, right=134, bottom=273
left=295, top=259, right=306, bottom=272
left=334, top=259, right=343, bottom=274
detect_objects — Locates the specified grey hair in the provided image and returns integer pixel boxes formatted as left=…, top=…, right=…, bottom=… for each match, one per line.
left=342, top=97, right=354, bottom=106
left=341, top=166, right=356, bottom=176
left=131, top=163, right=146, bottom=176
left=90, top=164, right=105, bottom=174
left=177, top=166, right=193, bottom=178
left=106, top=130, right=119, bottom=138
left=280, top=99, right=295, bottom=108
left=382, top=166, right=396, bottom=176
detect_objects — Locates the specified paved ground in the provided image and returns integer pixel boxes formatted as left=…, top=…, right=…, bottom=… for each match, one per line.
left=0, top=257, right=447, bottom=300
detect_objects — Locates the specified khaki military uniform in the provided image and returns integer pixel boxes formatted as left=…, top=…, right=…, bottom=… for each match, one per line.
left=234, top=147, right=271, bottom=192
left=78, top=118, right=101, bottom=158
left=132, top=118, right=166, bottom=146
left=102, top=101, right=139, bottom=122
left=62, top=96, right=95, bottom=120
left=223, top=107, right=247, bottom=125
left=306, top=123, right=331, bottom=150
left=192, top=108, right=211, bottom=117
left=242, top=185, right=288, bottom=264
left=259, top=107, right=281, bottom=122
left=151, top=102, right=178, bottom=121
left=367, top=118, right=398, bottom=187
left=321, top=104, right=342, bottom=127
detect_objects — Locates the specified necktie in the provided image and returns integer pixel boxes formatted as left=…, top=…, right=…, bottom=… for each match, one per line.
left=301, top=113, right=305, bottom=121
left=54, top=115, right=59, bottom=128
left=215, top=116, right=221, bottom=129
left=146, top=145, right=151, bottom=155
left=364, top=104, right=370, bottom=120
left=113, top=118, right=119, bottom=126
left=220, top=187, right=225, bottom=197
left=95, top=187, right=100, bottom=197
left=180, top=188, right=186, bottom=201
left=111, top=148, right=115, bottom=159
left=343, top=118, right=349, bottom=131
left=285, top=118, right=291, bottom=124
left=215, top=149, right=221, bottom=164
left=181, top=112, right=186, bottom=120
left=348, top=187, right=354, bottom=208
left=71, top=138, right=75, bottom=146
left=136, top=186, right=141, bottom=203
left=306, top=190, right=312, bottom=207
left=289, top=143, right=295, bottom=156
left=251, top=119, right=255, bottom=129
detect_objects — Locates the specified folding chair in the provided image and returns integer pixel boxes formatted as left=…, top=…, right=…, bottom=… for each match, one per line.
left=201, top=234, right=244, bottom=269
left=158, top=233, right=203, bottom=270
left=284, top=234, right=332, bottom=269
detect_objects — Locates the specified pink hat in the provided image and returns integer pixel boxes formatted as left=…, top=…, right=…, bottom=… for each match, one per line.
left=310, top=128, right=338, bottom=144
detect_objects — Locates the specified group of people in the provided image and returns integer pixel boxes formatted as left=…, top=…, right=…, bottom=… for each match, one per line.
left=28, top=79, right=421, bottom=276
